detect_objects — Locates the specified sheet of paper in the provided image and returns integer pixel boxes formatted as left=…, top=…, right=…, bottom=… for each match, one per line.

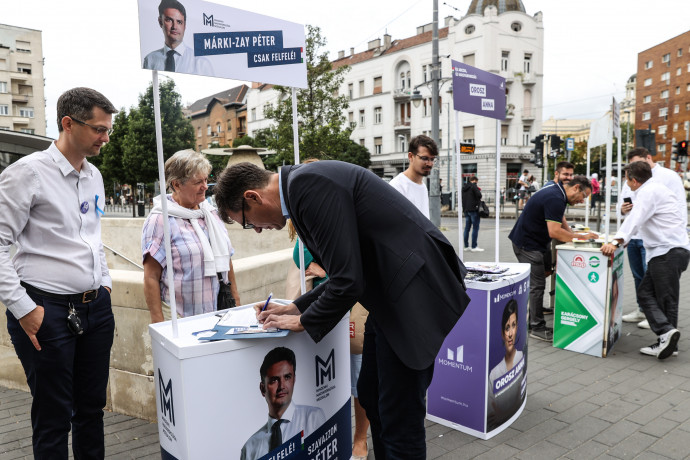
left=216, top=305, right=259, bottom=327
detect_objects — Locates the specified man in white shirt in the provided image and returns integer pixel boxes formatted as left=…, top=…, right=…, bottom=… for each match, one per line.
left=241, top=347, right=325, bottom=460
left=619, top=147, right=688, bottom=328
left=517, top=169, right=529, bottom=210
left=389, top=135, right=437, bottom=219
left=601, top=161, right=690, bottom=360
left=142, top=0, right=214, bottom=76
left=0, top=87, right=117, bottom=457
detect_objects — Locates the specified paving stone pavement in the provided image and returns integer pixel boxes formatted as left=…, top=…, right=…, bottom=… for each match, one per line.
left=1, top=217, right=689, bottom=459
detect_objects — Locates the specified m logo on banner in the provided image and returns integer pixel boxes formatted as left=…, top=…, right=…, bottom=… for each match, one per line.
left=447, top=345, right=464, bottom=363
left=315, top=349, right=335, bottom=386
left=203, top=13, right=214, bottom=26
left=158, top=370, right=175, bottom=426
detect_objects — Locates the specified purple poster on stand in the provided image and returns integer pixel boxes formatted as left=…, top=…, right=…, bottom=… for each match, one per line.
left=427, top=288, right=488, bottom=433
left=452, top=60, right=506, bottom=120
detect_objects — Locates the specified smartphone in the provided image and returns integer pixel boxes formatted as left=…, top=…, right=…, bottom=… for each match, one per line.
left=623, top=197, right=632, bottom=204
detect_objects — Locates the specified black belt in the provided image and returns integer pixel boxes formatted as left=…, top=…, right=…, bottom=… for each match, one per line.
left=21, top=281, right=99, bottom=304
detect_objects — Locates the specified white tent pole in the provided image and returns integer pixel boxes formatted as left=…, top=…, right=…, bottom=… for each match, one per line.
left=495, top=119, right=500, bottom=264
left=455, top=110, right=463, bottom=261
left=291, top=87, right=307, bottom=295
left=585, top=147, right=591, bottom=228
left=152, top=70, right=178, bottom=338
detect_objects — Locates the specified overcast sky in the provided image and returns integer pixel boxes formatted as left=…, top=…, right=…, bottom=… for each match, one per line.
left=4, top=0, right=690, bottom=138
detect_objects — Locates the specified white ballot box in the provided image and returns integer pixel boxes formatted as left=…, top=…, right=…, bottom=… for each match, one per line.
left=149, top=303, right=351, bottom=460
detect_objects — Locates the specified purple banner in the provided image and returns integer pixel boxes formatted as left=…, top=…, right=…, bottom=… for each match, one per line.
left=427, top=289, right=488, bottom=432
left=452, top=60, right=506, bottom=120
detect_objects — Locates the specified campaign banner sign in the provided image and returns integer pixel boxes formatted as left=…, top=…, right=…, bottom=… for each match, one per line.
left=138, top=0, right=307, bottom=88
left=451, top=60, right=506, bottom=120
left=150, top=305, right=350, bottom=459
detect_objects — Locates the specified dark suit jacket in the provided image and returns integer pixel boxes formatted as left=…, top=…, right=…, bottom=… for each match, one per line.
left=281, top=161, right=470, bottom=370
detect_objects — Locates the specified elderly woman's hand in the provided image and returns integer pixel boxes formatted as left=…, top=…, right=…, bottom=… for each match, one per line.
left=305, top=262, right=326, bottom=278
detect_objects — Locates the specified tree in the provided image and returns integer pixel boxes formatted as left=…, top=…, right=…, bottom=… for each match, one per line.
left=261, top=25, right=370, bottom=169
left=121, top=79, right=195, bottom=185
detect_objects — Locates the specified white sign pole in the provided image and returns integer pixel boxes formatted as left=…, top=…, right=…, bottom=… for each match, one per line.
left=152, top=70, right=179, bottom=338
left=455, top=110, right=463, bottom=261
left=585, top=147, right=591, bottom=228
left=292, top=87, right=307, bottom=295
left=495, top=119, right=500, bottom=264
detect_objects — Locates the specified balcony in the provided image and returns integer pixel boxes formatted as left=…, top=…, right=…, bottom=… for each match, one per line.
left=12, top=93, right=30, bottom=103
left=393, top=88, right=411, bottom=101
left=13, top=117, right=30, bottom=125
left=394, top=118, right=411, bottom=131
left=9, top=71, right=29, bottom=82
left=522, top=107, right=536, bottom=122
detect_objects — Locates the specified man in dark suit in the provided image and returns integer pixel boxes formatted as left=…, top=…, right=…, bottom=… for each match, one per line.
left=214, top=161, right=470, bottom=459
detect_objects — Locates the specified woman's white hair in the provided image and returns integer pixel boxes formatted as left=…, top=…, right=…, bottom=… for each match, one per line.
left=164, top=149, right=212, bottom=192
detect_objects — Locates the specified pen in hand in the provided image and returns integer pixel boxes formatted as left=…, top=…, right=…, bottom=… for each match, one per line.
left=260, top=292, right=273, bottom=313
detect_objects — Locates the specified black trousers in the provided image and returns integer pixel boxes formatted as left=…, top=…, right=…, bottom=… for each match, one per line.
left=638, top=248, right=690, bottom=336
left=357, top=317, right=434, bottom=459
left=7, top=286, right=115, bottom=459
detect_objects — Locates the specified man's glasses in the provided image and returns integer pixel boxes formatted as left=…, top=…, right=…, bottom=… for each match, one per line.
left=68, top=117, right=113, bottom=136
left=415, top=154, right=438, bottom=164
left=241, top=198, right=255, bottom=229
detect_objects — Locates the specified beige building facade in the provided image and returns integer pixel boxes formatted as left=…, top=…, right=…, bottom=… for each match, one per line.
left=0, top=24, right=46, bottom=136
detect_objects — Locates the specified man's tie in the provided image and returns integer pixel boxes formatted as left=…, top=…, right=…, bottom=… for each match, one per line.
left=269, top=419, right=285, bottom=451
left=165, top=50, right=175, bottom=72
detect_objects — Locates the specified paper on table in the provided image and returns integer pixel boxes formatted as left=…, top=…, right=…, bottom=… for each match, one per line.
left=216, top=305, right=260, bottom=327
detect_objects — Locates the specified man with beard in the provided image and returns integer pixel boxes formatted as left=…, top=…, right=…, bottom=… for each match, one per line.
left=389, top=135, right=438, bottom=219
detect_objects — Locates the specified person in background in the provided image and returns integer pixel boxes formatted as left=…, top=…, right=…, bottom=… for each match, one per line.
left=517, top=169, right=529, bottom=210
left=389, top=134, right=438, bottom=219
left=462, top=175, right=484, bottom=252
left=142, top=149, right=239, bottom=322
left=590, top=173, right=600, bottom=213
left=0, top=87, right=117, bottom=458
left=601, top=161, right=689, bottom=359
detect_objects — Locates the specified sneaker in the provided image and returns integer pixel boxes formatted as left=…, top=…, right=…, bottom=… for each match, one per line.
left=640, top=341, right=679, bottom=357
left=529, top=328, right=553, bottom=342
left=657, top=329, right=680, bottom=360
left=471, top=247, right=485, bottom=252
left=638, top=320, right=650, bottom=329
left=622, top=310, right=646, bottom=322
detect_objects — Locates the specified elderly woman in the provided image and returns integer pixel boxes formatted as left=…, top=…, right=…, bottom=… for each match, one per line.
left=142, top=149, right=240, bottom=323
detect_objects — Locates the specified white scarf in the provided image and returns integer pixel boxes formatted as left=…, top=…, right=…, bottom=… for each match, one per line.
left=150, top=195, right=230, bottom=277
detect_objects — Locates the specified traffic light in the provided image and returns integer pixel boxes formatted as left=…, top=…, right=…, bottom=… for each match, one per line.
left=530, top=134, right=544, bottom=168
left=549, top=135, right=562, bottom=159
left=679, top=140, right=688, bottom=156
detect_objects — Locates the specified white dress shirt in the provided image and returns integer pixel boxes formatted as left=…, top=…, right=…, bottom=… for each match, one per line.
left=650, top=164, right=687, bottom=227
left=240, top=402, right=326, bottom=460
left=0, top=142, right=111, bottom=319
left=389, top=173, right=430, bottom=218
left=142, top=42, right=214, bottom=76
left=614, top=180, right=690, bottom=262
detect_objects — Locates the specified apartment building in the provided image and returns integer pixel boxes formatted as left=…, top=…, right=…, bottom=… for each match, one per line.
left=636, top=30, right=690, bottom=168
left=187, top=84, right=248, bottom=152
left=0, top=24, right=46, bottom=135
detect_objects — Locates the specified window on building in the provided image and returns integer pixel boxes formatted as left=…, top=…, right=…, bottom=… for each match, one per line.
left=354, top=81, right=362, bottom=98
left=216, top=122, right=222, bottom=134
left=359, top=139, right=365, bottom=146
left=501, top=52, right=509, bottom=72
left=523, top=53, right=532, bottom=74
left=659, top=144, right=666, bottom=154
left=19, top=107, right=34, bottom=118
left=462, top=163, right=478, bottom=182
left=645, top=60, right=653, bottom=70
left=643, top=95, right=651, bottom=103
left=465, top=24, right=475, bottom=35
left=0, top=105, right=8, bottom=115
left=676, top=86, right=681, bottom=95
left=374, top=137, right=382, bottom=154
left=406, top=71, right=411, bottom=90
left=373, top=77, right=382, bottom=94
left=251, top=108, right=256, bottom=121
left=359, top=109, right=365, bottom=125
left=661, top=89, right=669, bottom=98
left=399, top=72, right=406, bottom=90
left=687, top=103, right=690, bottom=111
left=677, top=67, right=682, bottom=76
left=348, top=83, right=353, bottom=99
left=659, top=107, right=668, bottom=119
left=0, top=126, right=9, bottom=130
left=642, top=111, right=650, bottom=120
left=511, top=22, right=522, bottom=32
left=197, top=127, right=201, bottom=137
left=644, top=78, right=652, bottom=86
left=0, top=59, right=5, bottom=70
left=463, top=126, right=475, bottom=144
left=658, top=125, right=667, bottom=136
left=16, top=40, right=30, bottom=53
left=348, top=111, right=354, bottom=127
left=501, top=125, right=509, bottom=146
left=678, top=48, right=683, bottom=57
left=17, top=63, right=31, bottom=74
left=661, top=72, right=670, bottom=82
left=20, top=128, right=34, bottom=134
left=398, top=135, right=406, bottom=152
left=374, top=107, right=382, bottom=124
left=675, top=104, right=680, bottom=114
left=464, top=53, right=475, bottom=67
left=662, top=53, right=670, bottom=63
left=674, top=123, right=679, bottom=131
left=0, top=81, right=6, bottom=93
left=522, top=127, right=531, bottom=146
left=207, top=125, right=211, bottom=135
